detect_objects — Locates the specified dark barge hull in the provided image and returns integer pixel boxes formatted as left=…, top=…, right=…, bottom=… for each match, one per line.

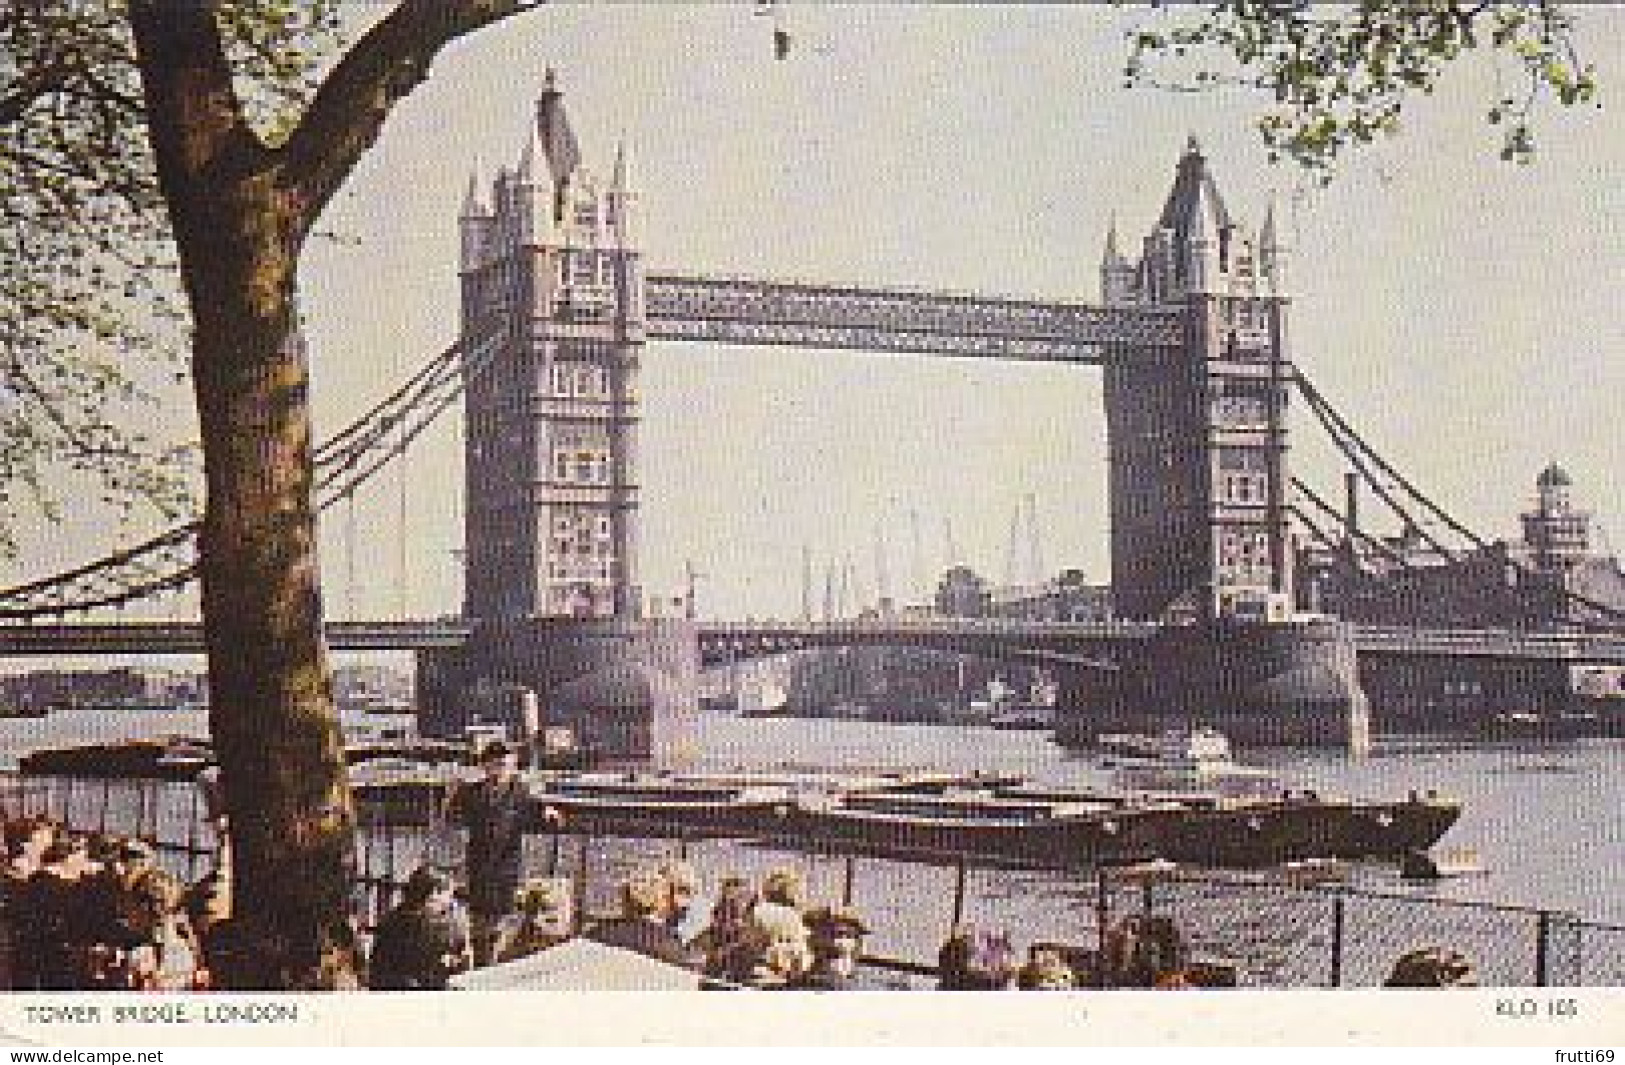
left=351, top=781, right=1461, bottom=870
left=1115, top=799, right=1462, bottom=867
left=351, top=783, right=787, bottom=839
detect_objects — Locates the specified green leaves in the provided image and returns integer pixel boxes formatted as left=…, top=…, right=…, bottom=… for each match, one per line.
left=1123, top=1, right=1600, bottom=180
left=0, top=0, right=345, bottom=556
left=215, top=0, right=346, bottom=145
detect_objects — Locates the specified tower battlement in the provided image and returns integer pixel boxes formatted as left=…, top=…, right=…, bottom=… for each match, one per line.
left=1102, top=137, right=1287, bottom=308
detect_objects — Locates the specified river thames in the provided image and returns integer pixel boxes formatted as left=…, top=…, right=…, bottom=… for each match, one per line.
left=4, top=702, right=1621, bottom=929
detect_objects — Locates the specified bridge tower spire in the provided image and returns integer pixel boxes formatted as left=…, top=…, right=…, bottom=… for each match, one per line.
left=1259, top=193, right=1289, bottom=296
left=460, top=74, right=644, bottom=621
left=459, top=162, right=492, bottom=272
left=1101, top=138, right=1295, bottom=622
left=1101, top=214, right=1135, bottom=305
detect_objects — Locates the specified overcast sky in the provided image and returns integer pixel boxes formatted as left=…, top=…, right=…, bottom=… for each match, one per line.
left=10, top=4, right=1624, bottom=626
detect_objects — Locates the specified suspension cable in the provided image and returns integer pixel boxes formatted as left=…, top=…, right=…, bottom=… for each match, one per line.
left=1289, top=477, right=1414, bottom=570
left=1296, top=375, right=1625, bottom=626
left=1297, top=375, right=1489, bottom=551
left=1296, top=378, right=1461, bottom=564
left=314, top=341, right=459, bottom=466
left=0, top=325, right=505, bottom=618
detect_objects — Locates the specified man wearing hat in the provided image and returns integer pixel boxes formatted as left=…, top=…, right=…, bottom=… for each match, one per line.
left=444, top=740, right=533, bottom=966
left=793, top=907, right=870, bottom=990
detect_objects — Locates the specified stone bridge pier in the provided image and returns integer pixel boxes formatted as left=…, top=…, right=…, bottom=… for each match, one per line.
left=1053, top=619, right=1371, bottom=752
left=416, top=619, right=700, bottom=765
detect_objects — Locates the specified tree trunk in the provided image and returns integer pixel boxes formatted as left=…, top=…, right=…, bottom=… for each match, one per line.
left=127, top=0, right=537, bottom=989
left=187, top=177, right=358, bottom=990
left=127, top=0, right=364, bottom=992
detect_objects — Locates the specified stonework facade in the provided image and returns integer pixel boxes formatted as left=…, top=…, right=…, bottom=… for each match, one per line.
left=1101, top=139, right=1293, bottom=622
left=459, top=74, right=642, bottom=622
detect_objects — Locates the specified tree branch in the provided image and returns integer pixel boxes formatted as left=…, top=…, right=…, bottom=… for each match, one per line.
left=277, top=0, right=543, bottom=227
left=127, top=0, right=264, bottom=224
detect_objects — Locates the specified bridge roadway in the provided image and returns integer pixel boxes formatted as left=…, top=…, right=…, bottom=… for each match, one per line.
left=0, top=619, right=472, bottom=656
left=696, top=618, right=1625, bottom=665
left=0, top=617, right=1623, bottom=665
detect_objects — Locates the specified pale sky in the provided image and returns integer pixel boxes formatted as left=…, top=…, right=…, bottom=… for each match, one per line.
left=9, top=4, right=1624, bottom=625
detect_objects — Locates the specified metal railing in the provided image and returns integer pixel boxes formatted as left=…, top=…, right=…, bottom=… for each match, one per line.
left=6, top=773, right=1621, bottom=988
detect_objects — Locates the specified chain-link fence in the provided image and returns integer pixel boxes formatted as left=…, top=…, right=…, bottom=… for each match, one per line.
left=6, top=772, right=1622, bottom=989
left=1572, top=920, right=1625, bottom=987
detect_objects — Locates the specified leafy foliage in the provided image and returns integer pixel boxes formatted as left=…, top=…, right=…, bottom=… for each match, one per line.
left=1122, top=2, right=1599, bottom=180
left=0, top=1, right=344, bottom=557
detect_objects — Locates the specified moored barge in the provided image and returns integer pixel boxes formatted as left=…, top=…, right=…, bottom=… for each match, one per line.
left=783, top=789, right=1150, bottom=867
left=992, top=783, right=1461, bottom=867
left=529, top=773, right=793, bottom=839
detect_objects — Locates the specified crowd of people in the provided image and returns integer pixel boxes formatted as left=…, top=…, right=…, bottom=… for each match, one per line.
left=365, top=857, right=880, bottom=991
left=366, top=855, right=1480, bottom=991
left=937, top=915, right=1203, bottom=990
left=0, top=814, right=225, bottom=991
left=0, top=806, right=1215, bottom=992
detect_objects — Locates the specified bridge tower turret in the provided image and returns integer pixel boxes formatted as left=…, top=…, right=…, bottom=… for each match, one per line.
left=1101, top=137, right=1294, bottom=622
left=458, top=167, right=492, bottom=273
left=460, top=71, right=644, bottom=622
left=1100, top=216, right=1136, bottom=306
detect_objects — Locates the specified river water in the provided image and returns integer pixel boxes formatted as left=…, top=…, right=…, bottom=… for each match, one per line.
left=3, top=704, right=1621, bottom=985
left=678, top=712, right=1625, bottom=923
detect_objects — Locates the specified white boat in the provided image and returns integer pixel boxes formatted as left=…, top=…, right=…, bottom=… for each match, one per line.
left=989, top=701, right=1055, bottom=730
left=1399, top=847, right=1486, bottom=881
left=758, top=679, right=789, bottom=715
left=1099, top=727, right=1280, bottom=799
left=988, top=675, right=1058, bottom=729
left=154, top=739, right=211, bottom=773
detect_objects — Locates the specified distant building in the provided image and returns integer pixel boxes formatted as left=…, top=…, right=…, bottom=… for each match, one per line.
left=934, top=565, right=992, bottom=617
left=1518, top=462, right=1592, bottom=571
left=1300, top=465, right=1625, bottom=630
left=1514, top=463, right=1625, bottom=628
left=0, top=668, right=204, bottom=716
left=988, top=569, right=1114, bottom=622
left=925, top=565, right=1114, bottom=622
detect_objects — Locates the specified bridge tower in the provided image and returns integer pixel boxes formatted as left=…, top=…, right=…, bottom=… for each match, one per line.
left=422, top=75, right=696, bottom=763
left=459, top=70, right=642, bottom=621
left=1101, top=138, right=1293, bottom=622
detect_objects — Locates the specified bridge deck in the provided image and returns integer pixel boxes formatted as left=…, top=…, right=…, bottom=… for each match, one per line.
left=0, top=618, right=1621, bottom=663
left=0, top=620, right=471, bottom=656
left=697, top=619, right=1625, bottom=663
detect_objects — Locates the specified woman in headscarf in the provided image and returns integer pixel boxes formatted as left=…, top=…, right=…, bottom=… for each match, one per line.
left=493, top=877, right=573, bottom=963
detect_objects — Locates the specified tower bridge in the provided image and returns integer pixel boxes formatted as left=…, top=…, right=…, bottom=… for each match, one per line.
left=3, top=77, right=1622, bottom=753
